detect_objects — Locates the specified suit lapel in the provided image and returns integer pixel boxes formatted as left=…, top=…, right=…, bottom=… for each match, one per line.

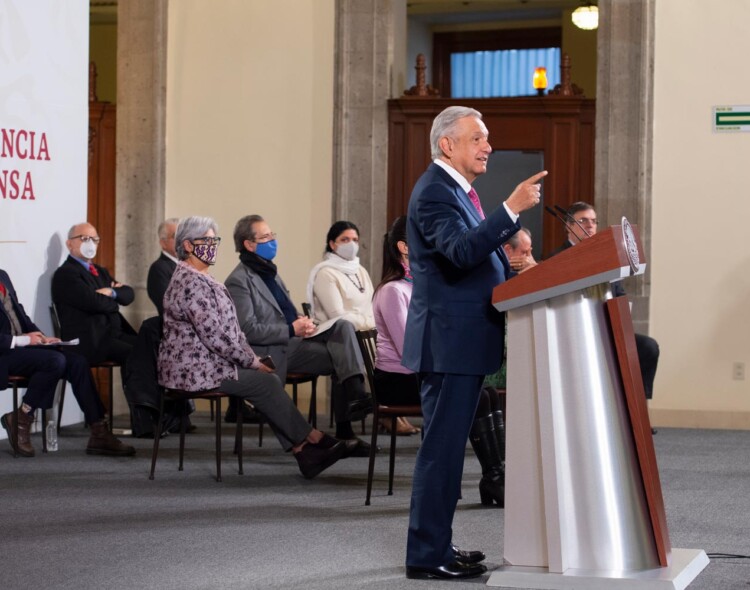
left=431, top=164, right=483, bottom=226
left=246, top=267, right=283, bottom=314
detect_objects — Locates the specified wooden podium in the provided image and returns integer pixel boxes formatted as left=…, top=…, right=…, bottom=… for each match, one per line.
left=488, top=223, right=708, bottom=589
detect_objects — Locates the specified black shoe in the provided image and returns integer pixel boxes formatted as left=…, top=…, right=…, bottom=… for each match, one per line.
left=295, top=440, right=346, bottom=479
left=405, top=560, right=487, bottom=580
left=224, top=401, right=262, bottom=424
left=347, top=397, right=373, bottom=422
left=451, top=544, right=486, bottom=564
left=479, top=471, right=505, bottom=507
left=167, top=420, right=198, bottom=434
left=651, top=427, right=658, bottom=435
left=342, top=437, right=373, bottom=458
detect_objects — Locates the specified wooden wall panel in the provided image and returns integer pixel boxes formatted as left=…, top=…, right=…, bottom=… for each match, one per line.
left=88, top=102, right=116, bottom=274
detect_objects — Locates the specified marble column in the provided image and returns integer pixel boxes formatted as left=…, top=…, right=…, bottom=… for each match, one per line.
left=116, top=0, right=168, bottom=330
left=113, top=0, right=167, bottom=416
left=333, top=0, right=403, bottom=279
left=595, top=0, right=656, bottom=333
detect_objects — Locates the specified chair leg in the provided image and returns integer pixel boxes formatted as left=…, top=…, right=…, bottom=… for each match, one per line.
left=178, top=400, right=188, bottom=472
left=56, top=381, right=67, bottom=434
left=329, top=387, right=334, bottom=428
left=10, top=384, right=19, bottom=458
left=214, top=397, right=222, bottom=482
left=236, top=399, right=243, bottom=475
left=388, top=417, right=398, bottom=496
left=292, top=382, right=298, bottom=407
left=149, top=393, right=167, bottom=480
left=107, top=367, right=114, bottom=432
left=258, top=417, right=264, bottom=447
left=41, top=408, right=47, bottom=453
left=308, top=378, right=318, bottom=429
left=365, top=410, right=379, bottom=506
left=210, top=398, right=215, bottom=422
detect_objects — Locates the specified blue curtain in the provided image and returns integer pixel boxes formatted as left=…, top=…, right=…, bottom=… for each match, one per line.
left=451, top=47, right=561, bottom=98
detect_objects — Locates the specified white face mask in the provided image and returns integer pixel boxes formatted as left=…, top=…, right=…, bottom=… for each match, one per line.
left=80, top=241, right=98, bottom=260
left=335, top=241, right=359, bottom=261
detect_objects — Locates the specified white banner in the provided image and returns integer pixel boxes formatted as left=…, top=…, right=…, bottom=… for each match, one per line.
left=0, top=0, right=88, bottom=421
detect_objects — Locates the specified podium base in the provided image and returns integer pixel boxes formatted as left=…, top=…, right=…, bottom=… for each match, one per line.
left=487, top=548, right=708, bottom=590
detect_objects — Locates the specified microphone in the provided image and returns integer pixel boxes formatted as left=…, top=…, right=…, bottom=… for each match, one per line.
left=553, top=204, right=591, bottom=240
left=544, top=206, right=583, bottom=243
left=302, top=302, right=312, bottom=318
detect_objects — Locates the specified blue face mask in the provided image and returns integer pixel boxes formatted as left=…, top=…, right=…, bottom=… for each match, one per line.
left=255, top=239, right=277, bottom=261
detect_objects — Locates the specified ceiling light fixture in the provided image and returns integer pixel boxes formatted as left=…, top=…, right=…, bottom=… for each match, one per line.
left=572, top=4, right=598, bottom=31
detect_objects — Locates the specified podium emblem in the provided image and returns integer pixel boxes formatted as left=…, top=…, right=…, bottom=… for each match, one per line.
left=621, top=217, right=640, bottom=274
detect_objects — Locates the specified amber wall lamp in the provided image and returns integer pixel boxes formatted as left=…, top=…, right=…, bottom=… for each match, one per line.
left=533, top=67, right=548, bottom=96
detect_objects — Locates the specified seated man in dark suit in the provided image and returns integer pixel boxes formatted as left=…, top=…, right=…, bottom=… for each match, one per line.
left=51, top=222, right=137, bottom=373
left=547, top=201, right=660, bottom=401
left=224, top=214, right=372, bottom=456
left=0, top=269, right=135, bottom=457
left=147, top=217, right=179, bottom=316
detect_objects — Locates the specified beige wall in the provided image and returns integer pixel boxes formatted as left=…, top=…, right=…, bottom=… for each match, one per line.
left=165, top=0, right=335, bottom=303
left=561, top=9, right=596, bottom=98
left=649, top=0, right=750, bottom=428
left=90, top=23, right=117, bottom=103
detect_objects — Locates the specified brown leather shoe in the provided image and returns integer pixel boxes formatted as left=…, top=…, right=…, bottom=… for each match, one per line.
left=86, top=420, right=136, bottom=456
left=1, top=409, right=35, bottom=457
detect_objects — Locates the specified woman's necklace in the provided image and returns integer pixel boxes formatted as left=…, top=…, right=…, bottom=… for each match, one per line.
left=344, top=272, right=365, bottom=293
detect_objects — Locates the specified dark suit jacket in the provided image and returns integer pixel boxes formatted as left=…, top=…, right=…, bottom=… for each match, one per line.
left=0, top=269, right=41, bottom=389
left=402, top=163, right=519, bottom=376
left=51, top=256, right=136, bottom=364
left=147, top=253, right=177, bottom=316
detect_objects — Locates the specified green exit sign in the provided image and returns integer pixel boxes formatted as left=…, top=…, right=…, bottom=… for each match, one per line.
left=714, top=105, right=750, bottom=132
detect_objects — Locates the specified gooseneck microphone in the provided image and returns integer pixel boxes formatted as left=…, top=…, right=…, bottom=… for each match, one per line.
left=553, top=204, right=591, bottom=239
left=544, top=206, right=584, bottom=243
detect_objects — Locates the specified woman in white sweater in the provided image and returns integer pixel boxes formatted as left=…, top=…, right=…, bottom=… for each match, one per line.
left=307, top=221, right=375, bottom=331
left=306, top=221, right=375, bottom=445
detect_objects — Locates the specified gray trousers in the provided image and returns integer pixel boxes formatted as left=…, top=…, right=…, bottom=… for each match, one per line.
left=287, top=319, right=365, bottom=422
left=287, top=319, right=363, bottom=382
left=220, top=369, right=311, bottom=451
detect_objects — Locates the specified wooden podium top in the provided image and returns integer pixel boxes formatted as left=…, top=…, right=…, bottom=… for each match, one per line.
left=493, top=224, right=646, bottom=313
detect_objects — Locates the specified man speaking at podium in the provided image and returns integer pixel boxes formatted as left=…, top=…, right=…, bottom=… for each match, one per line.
left=402, top=106, right=546, bottom=580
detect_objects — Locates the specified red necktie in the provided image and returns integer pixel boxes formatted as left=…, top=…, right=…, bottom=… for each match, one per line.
left=467, top=187, right=485, bottom=220
left=0, top=283, right=6, bottom=296
left=88, top=263, right=99, bottom=277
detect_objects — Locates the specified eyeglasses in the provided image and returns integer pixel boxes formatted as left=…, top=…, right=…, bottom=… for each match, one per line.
left=194, top=236, right=222, bottom=246
left=254, top=232, right=277, bottom=243
left=576, top=217, right=598, bottom=225
left=71, top=235, right=101, bottom=244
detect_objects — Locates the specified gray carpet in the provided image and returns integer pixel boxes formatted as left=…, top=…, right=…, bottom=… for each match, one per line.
left=0, top=416, right=747, bottom=590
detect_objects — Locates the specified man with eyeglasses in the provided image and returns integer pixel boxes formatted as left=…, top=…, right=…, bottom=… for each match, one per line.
left=547, top=202, right=660, bottom=404
left=51, top=222, right=138, bottom=384
left=224, top=214, right=372, bottom=456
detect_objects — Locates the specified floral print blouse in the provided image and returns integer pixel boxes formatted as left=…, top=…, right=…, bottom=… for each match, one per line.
left=158, top=262, right=260, bottom=391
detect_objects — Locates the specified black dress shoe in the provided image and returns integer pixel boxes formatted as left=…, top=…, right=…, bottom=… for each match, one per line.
left=451, top=543, right=486, bottom=564
left=405, top=560, right=487, bottom=580
left=295, top=439, right=346, bottom=479
left=342, top=437, right=374, bottom=458
left=347, top=397, right=373, bottom=422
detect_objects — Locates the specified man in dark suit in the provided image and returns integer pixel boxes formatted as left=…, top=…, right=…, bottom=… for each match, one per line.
left=0, top=269, right=135, bottom=457
left=147, top=218, right=179, bottom=316
left=547, top=201, right=660, bottom=400
left=402, top=106, right=546, bottom=580
left=51, top=222, right=137, bottom=370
